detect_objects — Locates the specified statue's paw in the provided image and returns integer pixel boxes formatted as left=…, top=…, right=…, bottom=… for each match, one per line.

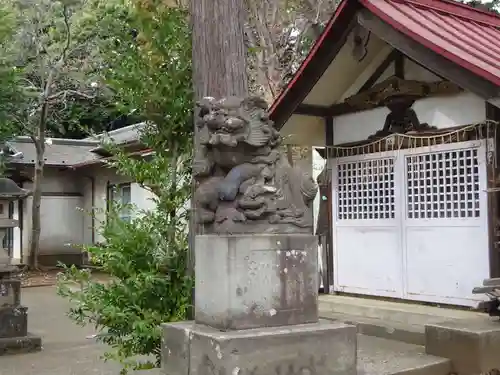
left=215, top=207, right=246, bottom=224
left=196, top=209, right=215, bottom=224
left=238, top=196, right=265, bottom=210
left=243, top=207, right=266, bottom=220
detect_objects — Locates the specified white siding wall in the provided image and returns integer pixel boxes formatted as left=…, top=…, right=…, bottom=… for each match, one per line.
left=16, top=164, right=159, bottom=261
left=333, top=92, right=486, bottom=145
left=21, top=168, right=88, bottom=261
left=87, top=165, right=157, bottom=243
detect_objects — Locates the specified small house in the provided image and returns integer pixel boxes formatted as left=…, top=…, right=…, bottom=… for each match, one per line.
left=2, top=123, right=155, bottom=266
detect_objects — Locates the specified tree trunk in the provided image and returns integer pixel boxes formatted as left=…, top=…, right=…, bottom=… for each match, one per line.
left=29, top=71, right=51, bottom=269
left=190, top=0, right=248, bottom=99
left=188, top=0, right=249, bottom=318
left=29, top=153, right=43, bottom=269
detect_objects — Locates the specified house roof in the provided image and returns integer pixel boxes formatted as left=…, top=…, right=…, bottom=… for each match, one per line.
left=269, top=0, right=500, bottom=127
left=6, top=123, right=148, bottom=168
left=8, top=138, right=100, bottom=167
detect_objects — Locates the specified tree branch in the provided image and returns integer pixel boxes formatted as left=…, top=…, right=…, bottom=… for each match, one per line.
left=46, top=89, right=96, bottom=102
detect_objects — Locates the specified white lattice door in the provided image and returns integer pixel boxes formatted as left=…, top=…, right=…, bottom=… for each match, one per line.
left=332, top=154, right=404, bottom=298
left=403, top=142, right=489, bottom=306
left=331, top=140, right=490, bottom=306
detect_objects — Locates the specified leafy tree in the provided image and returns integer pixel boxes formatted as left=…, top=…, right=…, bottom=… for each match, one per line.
left=57, top=0, right=193, bottom=372
left=0, top=4, right=22, bottom=144
left=462, top=0, right=500, bottom=13
left=0, top=0, right=113, bottom=267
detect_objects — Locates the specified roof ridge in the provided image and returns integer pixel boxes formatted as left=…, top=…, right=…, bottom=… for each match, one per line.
left=401, top=0, right=500, bottom=25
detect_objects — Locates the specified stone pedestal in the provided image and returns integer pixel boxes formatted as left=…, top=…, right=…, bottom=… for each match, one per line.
left=162, top=320, right=356, bottom=375
left=425, top=319, right=500, bottom=374
left=195, top=234, right=318, bottom=330
left=0, top=268, right=41, bottom=355
left=162, top=234, right=357, bottom=375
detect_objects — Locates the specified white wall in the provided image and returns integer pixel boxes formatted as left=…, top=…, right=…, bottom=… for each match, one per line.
left=131, top=183, right=156, bottom=214
left=87, top=165, right=157, bottom=243
left=21, top=168, right=88, bottom=261
left=332, top=92, right=486, bottom=145
left=312, top=148, right=326, bottom=234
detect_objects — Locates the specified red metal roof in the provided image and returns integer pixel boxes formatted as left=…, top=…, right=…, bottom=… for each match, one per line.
left=361, top=0, right=500, bottom=86
left=270, top=0, right=500, bottom=120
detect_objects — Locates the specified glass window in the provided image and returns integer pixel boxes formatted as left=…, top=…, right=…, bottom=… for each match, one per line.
left=108, top=183, right=132, bottom=222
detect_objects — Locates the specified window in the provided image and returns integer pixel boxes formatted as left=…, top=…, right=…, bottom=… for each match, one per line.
left=406, top=149, right=480, bottom=219
left=2, top=202, right=14, bottom=256
left=107, top=183, right=132, bottom=222
left=337, top=158, right=395, bottom=220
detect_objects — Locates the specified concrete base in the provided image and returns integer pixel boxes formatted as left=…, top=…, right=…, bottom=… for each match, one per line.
left=0, top=333, right=42, bottom=355
left=195, top=234, right=318, bottom=330
left=0, top=306, right=28, bottom=338
left=0, top=279, right=21, bottom=306
left=425, top=319, right=500, bottom=374
left=162, top=320, right=357, bottom=375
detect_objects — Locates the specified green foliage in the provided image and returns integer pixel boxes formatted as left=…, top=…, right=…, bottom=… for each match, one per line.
left=0, top=0, right=131, bottom=140
left=0, top=4, right=22, bottom=141
left=58, top=199, right=193, bottom=372
left=57, top=0, right=193, bottom=372
left=462, top=0, right=500, bottom=13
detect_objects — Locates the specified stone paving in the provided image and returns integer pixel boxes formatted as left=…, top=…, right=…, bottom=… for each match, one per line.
left=0, top=285, right=160, bottom=375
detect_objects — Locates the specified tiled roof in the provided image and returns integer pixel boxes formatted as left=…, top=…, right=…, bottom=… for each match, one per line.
left=9, top=138, right=100, bottom=167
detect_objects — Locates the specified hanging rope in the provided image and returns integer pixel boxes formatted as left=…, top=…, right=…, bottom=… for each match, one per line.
left=324, top=120, right=499, bottom=159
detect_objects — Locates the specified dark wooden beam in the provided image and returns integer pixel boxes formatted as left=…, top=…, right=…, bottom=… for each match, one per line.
left=271, top=1, right=360, bottom=129
left=357, top=49, right=398, bottom=94
left=486, top=102, right=500, bottom=278
left=394, top=51, right=404, bottom=78
left=357, top=9, right=500, bottom=100
left=327, top=100, right=386, bottom=118
left=294, top=104, right=331, bottom=117
left=325, top=117, right=334, bottom=146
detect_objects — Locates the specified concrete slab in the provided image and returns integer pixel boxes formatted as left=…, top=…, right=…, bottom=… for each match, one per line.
left=162, top=320, right=357, bottom=375
left=195, top=234, right=318, bottom=330
left=319, top=295, right=485, bottom=326
left=357, top=335, right=451, bottom=375
left=0, top=333, right=41, bottom=355
left=425, top=319, right=500, bottom=375
left=320, top=310, right=425, bottom=346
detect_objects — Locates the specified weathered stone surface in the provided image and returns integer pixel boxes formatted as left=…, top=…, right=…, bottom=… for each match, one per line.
left=425, top=319, right=500, bottom=374
left=0, top=279, right=21, bottom=307
left=195, top=234, right=318, bottom=330
left=162, top=320, right=357, bottom=375
left=193, top=97, right=317, bottom=234
left=0, top=306, right=27, bottom=338
left=0, top=333, right=41, bottom=355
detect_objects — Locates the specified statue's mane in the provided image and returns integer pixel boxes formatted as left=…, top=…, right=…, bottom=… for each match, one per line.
left=195, top=96, right=280, bottom=149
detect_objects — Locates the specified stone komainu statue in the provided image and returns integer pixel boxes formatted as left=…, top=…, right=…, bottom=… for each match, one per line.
left=193, top=97, right=318, bottom=234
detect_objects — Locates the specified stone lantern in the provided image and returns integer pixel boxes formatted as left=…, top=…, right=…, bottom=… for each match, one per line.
left=0, top=177, right=30, bottom=272
left=0, top=177, right=41, bottom=355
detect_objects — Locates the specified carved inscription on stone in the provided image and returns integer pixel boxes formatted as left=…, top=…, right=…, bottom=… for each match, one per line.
left=235, top=250, right=280, bottom=313
left=199, top=355, right=324, bottom=375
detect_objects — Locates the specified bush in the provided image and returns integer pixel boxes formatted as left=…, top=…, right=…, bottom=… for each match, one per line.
left=58, top=188, right=192, bottom=372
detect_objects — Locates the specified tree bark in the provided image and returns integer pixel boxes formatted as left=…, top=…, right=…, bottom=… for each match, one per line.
left=188, top=0, right=249, bottom=319
left=29, top=150, right=43, bottom=269
left=29, top=117, right=46, bottom=270
left=190, top=0, right=248, bottom=99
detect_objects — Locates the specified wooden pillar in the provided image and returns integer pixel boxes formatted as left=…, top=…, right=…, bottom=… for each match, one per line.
left=323, top=117, right=334, bottom=293
left=486, top=103, right=500, bottom=277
